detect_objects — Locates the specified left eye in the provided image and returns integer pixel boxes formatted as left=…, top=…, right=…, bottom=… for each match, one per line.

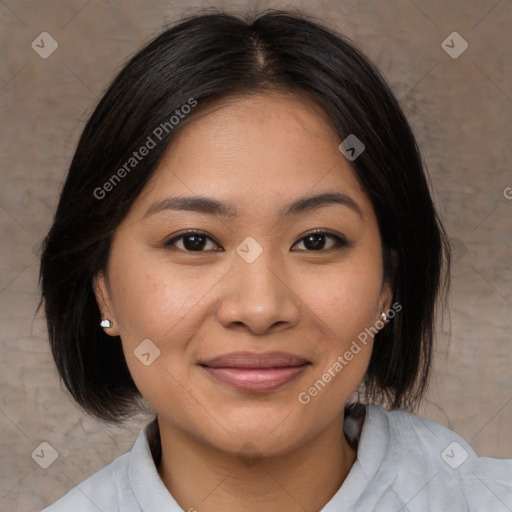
left=292, top=230, right=349, bottom=251
left=164, top=230, right=348, bottom=252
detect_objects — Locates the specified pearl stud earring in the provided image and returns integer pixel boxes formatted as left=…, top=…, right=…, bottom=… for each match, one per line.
left=100, top=319, right=112, bottom=329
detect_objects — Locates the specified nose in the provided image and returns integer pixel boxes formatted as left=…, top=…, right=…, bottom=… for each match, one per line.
left=215, top=246, right=301, bottom=335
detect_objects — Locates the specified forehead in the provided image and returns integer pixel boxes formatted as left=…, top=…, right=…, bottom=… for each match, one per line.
left=162, top=91, right=340, bottom=170
left=130, top=91, right=373, bottom=221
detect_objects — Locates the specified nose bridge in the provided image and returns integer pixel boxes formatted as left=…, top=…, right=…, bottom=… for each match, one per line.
left=233, top=237, right=285, bottom=298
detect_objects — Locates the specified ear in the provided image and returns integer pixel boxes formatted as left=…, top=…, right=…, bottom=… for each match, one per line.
left=378, top=279, right=393, bottom=319
left=378, top=248, right=398, bottom=316
left=93, top=271, right=118, bottom=336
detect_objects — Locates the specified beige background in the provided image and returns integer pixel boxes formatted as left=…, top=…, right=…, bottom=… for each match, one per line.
left=1, top=0, right=511, bottom=510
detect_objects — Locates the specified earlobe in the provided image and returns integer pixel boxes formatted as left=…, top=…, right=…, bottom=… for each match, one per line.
left=93, top=272, right=118, bottom=336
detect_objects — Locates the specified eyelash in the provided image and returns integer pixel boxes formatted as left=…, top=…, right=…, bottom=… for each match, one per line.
left=164, top=229, right=351, bottom=253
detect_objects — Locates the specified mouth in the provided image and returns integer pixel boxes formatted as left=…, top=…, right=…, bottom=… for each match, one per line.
left=198, top=351, right=312, bottom=392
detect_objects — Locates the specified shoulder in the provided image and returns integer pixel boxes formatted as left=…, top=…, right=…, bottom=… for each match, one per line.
left=41, top=452, right=129, bottom=512
left=366, top=405, right=512, bottom=510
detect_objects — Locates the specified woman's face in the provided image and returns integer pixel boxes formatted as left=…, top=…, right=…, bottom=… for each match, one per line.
left=94, top=91, right=392, bottom=457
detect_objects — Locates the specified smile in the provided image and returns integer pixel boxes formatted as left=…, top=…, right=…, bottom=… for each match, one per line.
left=198, top=351, right=311, bottom=392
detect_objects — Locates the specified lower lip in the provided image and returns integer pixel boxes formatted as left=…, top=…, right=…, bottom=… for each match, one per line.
left=201, top=365, right=309, bottom=392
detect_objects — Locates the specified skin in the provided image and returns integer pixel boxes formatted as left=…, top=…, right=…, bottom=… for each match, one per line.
left=94, top=91, right=393, bottom=512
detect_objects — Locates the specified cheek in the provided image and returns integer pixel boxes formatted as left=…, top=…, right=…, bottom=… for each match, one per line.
left=106, top=248, right=228, bottom=390
left=107, top=254, right=202, bottom=414
left=294, top=266, right=380, bottom=425
left=108, top=252, right=196, bottom=343
left=304, top=254, right=384, bottom=341
left=297, top=250, right=383, bottom=381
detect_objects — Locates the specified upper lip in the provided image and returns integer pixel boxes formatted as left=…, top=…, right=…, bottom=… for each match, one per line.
left=199, top=351, right=310, bottom=368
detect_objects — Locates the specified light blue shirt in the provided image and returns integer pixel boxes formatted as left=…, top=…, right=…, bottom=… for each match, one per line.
left=42, top=404, right=512, bottom=511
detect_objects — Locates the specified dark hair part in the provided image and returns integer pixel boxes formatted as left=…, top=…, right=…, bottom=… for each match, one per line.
left=38, top=8, right=450, bottom=423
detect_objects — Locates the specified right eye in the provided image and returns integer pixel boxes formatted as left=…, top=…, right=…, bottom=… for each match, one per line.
left=164, top=230, right=223, bottom=252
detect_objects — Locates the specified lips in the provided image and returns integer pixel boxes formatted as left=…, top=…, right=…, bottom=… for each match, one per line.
left=198, top=351, right=311, bottom=392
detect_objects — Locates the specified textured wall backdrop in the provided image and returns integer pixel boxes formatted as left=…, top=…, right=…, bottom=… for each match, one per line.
left=1, top=0, right=511, bottom=510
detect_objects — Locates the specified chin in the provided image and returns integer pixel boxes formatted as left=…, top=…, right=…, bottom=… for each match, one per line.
left=202, top=414, right=310, bottom=457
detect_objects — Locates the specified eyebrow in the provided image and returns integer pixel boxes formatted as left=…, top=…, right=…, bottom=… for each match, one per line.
left=143, top=191, right=363, bottom=220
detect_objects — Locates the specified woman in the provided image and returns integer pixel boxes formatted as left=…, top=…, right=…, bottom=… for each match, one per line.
left=39, top=8, right=512, bottom=511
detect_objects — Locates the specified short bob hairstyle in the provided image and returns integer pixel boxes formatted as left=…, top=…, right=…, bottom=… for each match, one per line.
left=38, top=8, right=450, bottom=423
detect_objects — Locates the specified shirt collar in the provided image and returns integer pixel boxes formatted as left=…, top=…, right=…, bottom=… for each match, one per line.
left=321, top=405, right=395, bottom=510
left=127, top=420, right=184, bottom=511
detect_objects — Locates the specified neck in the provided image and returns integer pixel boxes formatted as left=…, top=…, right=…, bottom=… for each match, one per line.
left=153, top=408, right=361, bottom=512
